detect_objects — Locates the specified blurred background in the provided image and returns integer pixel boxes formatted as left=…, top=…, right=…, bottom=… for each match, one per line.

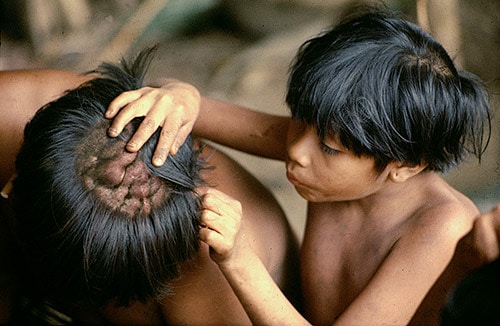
left=1, top=0, right=498, bottom=240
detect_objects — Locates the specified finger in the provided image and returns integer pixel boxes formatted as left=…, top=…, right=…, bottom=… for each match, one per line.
left=151, top=112, right=183, bottom=166
left=203, top=190, right=237, bottom=216
left=170, top=123, right=194, bottom=156
left=199, top=226, right=228, bottom=257
left=201, top=203, right=242, bottom=241
left=107, top=98, right=153, bottom=138
left=196, top=186, right=210, bottom=196
left=203, top=187, right=233, bottom=201
left=126, top=117, right=159, bottom=152
left=200, top=210, right=222, bottom=230
left=108, top=113, right=134, bottom=138
left=152, top=103, right=185, bottom=163
left=106, top=90, right=143, bottom=118
left=124, top=98, right=170, bottom=152
left=199, top=226, right=215, bottom=243
left=199, top=219, right=236, bottom=257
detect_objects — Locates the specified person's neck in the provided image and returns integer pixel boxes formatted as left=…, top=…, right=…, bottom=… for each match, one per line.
left=335, top=171, right=439, bottom=229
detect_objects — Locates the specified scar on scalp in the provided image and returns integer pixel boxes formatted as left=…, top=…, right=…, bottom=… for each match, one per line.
left=77, top=121, right=168, bottom=218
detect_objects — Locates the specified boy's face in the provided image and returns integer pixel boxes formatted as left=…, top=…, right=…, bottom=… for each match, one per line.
left=285, top=121, right=392, bottom=203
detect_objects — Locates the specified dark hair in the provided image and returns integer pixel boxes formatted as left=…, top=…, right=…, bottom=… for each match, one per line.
left=286, top=9, right=491, bottom=172
left=441, top=258, right=500, bottom=325
left=12, top=48, right=205, bottom=309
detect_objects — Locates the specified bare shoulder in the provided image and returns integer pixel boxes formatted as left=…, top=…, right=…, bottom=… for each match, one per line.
left=0, top=69, right=90, bottom=185
left=408, top=198, right=486, bottom=324
left=0, top=69, right=88, bottom=109
left=414, top=187, right=477, bottom=236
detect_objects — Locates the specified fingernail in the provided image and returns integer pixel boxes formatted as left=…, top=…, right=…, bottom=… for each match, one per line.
left=108, top=128, right=118, bottom=137
left=1, top=174, right=15, bottom=199
left=154, top=157, right=163, bottom=166
left=128, top=141, right=138, bottom=149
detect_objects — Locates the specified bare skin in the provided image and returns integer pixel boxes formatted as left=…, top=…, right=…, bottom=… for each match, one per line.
left=99, top=142, right=300, bottom=325
left=0, top=69, right=91, bottom=322
left=106, top=83, right=499, bottom=325
left=0, top=70, right=300, bottom=325
left=0, top=70, right=91, bottom=186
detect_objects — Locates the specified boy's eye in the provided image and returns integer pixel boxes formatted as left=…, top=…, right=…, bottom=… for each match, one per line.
left=321, top=142, right=338, bottom=155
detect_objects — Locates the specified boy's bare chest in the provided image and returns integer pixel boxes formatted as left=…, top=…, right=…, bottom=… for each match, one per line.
left=300, top=207, right=401, bottom=324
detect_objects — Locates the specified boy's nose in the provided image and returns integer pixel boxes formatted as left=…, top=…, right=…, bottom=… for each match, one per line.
left=287, top=128, right=313, bottom=167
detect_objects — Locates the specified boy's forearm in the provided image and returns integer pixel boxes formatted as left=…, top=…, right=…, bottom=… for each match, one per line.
left=219, top=247, right=309, bottom=326
left=195, top=97, right=289, bottom=161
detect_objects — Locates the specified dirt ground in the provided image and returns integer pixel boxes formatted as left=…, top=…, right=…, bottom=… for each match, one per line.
left=1, top=0, right=498, bottom=239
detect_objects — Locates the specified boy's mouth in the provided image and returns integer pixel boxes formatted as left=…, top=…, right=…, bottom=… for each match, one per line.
left=286, top=170, right=303, bottom=187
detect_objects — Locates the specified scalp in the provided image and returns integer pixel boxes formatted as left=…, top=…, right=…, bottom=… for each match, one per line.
left=77, top=121, right=168, bottom=218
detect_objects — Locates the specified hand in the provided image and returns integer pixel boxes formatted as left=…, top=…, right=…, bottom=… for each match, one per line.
left=105, top=79, right=201, bottom=166
left=199, top=188, right=248, bottom=266
left=454, top=204, right=500, bottom=272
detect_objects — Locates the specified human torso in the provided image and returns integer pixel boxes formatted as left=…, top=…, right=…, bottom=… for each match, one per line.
left=301, top=201, right=405, bottom=324
left=300, top=173, right=478, bottom=325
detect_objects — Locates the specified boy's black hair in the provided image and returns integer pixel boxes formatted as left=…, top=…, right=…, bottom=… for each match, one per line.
left=286, top=9, right=491, bottom=172
left=12, top=48, right=205, bottom=309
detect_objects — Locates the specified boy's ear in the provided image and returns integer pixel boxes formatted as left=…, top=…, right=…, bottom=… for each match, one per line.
left=389, top=162, right=428, bottom=182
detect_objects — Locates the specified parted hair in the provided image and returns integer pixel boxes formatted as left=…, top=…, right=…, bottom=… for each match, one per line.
left=13, top=48, right=205, bottom=308
left=286, top=9, right=491, bottom=172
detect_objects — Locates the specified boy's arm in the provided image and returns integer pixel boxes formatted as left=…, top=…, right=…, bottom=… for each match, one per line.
left=106, top=80, right=290, bottom=165
left=0, top=69, right=90, bottom=185
left=411, top=204, right=500, bottom=324
left=448, top=204, right=500, bottom=275
left=199, top=188, right=310, bottom=326
left=196, top=97, right=289, bottom=161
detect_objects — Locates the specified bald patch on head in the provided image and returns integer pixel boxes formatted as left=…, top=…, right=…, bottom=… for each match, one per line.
left=77, top=121, right=168, bottom=218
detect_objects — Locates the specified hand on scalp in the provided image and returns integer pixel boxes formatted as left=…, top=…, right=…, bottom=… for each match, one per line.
left=105, top=79, right=201, bottom=166
left=198, top=188, right=246, bottom=266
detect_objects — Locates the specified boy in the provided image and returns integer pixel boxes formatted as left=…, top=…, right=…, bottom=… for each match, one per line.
left=106, top=9, right=493, bottom=325
left=0, top=50, right=300, bottom=324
